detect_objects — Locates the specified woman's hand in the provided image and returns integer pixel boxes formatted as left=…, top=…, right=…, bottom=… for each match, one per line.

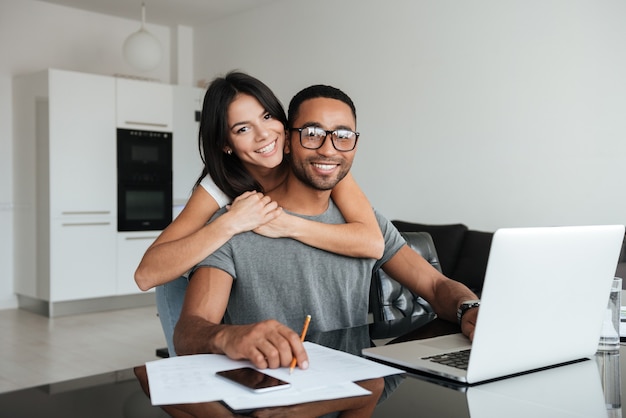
left=253, top=210, right=296, bottom=238
left=225, top=191, right=282, bottom=234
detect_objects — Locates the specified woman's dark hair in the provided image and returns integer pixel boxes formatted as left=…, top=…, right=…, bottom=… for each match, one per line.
left=195, top=71, right=287, bottom=199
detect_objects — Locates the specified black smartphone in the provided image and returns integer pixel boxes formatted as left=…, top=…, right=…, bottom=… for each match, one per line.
left=216, top=367, right=291, bottom=393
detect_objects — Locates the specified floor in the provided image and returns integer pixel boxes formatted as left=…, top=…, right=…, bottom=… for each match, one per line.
left=0, top=305, right=166, bottom=394
left=0, top=304, right=401, bottom=416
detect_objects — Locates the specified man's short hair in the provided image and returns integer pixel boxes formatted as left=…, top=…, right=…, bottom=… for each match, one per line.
left=288, top=85, right=357, bottom=128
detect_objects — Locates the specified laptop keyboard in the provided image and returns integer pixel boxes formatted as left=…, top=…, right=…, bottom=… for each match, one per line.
left=422, top=349, right=471, bottom=370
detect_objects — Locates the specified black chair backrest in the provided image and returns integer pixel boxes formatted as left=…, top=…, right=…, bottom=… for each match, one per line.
left=369, top=231, right=441, bottom=340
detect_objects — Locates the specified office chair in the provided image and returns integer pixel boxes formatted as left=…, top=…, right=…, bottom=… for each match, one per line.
left=369, top=231, right=441, bottom=340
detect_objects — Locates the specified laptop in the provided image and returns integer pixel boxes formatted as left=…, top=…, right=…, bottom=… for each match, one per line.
left=363, top=225, right=625, bottom=384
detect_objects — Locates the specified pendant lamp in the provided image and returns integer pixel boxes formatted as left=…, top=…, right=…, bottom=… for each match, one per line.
left=123, top=2, right=162, bottom=71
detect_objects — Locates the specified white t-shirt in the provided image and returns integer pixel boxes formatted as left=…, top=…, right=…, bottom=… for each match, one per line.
left=200, top=175, right=230, bottom=208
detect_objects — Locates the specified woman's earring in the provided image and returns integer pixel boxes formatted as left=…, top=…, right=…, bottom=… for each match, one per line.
left=225, top=149, right=232, bottom=155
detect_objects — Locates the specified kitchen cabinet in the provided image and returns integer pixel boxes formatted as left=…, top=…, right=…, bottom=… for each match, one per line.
left=13, top=69, right=153, bottom=316
left=48, top=71, right=117, bottom=218
left=14, top=69, right=117, bottom=310
left=117, top=231, right=160, bottom=295
left=116, top=78, right=173, bottom=131
left=51, top=219, right=117, bottom=300
left=172, top=85, right=205, bottom=204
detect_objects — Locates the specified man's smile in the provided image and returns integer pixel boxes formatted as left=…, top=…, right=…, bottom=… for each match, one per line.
left=311, top=161, right=340, bottom=173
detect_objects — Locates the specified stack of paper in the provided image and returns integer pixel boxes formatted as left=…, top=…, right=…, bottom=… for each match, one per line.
left=146, top=341, right=405, bottom=410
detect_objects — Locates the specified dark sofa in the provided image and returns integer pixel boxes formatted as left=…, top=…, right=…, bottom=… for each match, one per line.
left=393, top=221, right=626, bottom=292
left=392, top=221, right=493, bottom=295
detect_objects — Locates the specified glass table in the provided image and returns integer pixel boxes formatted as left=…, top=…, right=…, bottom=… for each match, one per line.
left=1, top=320, right=623, bottom=417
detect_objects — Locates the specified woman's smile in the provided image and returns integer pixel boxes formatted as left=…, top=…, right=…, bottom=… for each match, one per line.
left=256, top=140, right=277, bottom=155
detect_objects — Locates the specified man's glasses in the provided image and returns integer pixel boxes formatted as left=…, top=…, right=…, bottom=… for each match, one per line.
left=290, top=127, right=359, bottom=152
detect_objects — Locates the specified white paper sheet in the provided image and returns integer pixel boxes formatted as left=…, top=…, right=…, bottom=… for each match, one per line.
left=146, top=341, right=405, bottom=409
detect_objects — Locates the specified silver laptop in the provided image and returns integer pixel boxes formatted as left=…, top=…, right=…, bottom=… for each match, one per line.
left=363, top=225, right=625, bottom=384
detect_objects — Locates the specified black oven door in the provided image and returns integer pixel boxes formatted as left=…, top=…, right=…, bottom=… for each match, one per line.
left=117, top=128, right=173, bottom=232
left=117, top=128, right=172, bottom=173
left=118, top=183, right=172, bottom=231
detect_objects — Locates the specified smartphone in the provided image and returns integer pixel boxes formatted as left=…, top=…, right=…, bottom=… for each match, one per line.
left=216, top=367, right=291, bottom=393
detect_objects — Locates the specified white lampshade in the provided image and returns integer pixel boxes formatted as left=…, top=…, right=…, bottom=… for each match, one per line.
left=123, top=3, right=162, bottom=71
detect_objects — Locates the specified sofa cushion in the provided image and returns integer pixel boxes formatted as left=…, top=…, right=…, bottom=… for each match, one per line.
left=452, top=230, right=492, bottom=293
left=391, top=221, right=468, bottom=276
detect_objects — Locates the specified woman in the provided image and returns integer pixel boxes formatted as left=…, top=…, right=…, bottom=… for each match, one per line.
left=134, top=72, right=383, bottom=354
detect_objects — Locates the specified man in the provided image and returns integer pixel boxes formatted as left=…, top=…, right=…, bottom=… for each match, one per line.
left=174, top=85, right=479, bottom=414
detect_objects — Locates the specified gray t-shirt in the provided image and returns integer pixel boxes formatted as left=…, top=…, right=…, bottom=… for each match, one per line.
left=192, top=200, right=405, bottom=333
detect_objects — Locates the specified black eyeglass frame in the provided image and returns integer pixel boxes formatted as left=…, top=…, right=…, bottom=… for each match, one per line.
left=289, top=127, right=360, bottom=152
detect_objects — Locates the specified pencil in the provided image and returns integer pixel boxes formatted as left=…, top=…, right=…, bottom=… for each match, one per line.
left=289, top=314, right=311, bottom=374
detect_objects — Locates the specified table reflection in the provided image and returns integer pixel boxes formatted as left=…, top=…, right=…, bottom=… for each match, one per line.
left=597, top=351, right=622, bottom=417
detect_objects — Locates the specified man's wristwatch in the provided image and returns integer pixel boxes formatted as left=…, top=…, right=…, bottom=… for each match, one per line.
left=457, top=300, right=481, bottom=324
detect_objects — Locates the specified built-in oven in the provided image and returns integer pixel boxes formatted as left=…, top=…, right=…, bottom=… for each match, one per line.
left=117, top=128, right=172, bottom=231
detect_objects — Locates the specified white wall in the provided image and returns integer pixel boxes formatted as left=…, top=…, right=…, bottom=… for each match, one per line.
left=3, top=0, right=626, bottom=309
left=0, top=0, right=172, bottom=309
left=194, top=0, right=626, bottom=231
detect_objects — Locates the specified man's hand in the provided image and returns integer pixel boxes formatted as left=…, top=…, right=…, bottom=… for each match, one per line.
left=461, top=307, right=478, bottom=341
left=218, top=320, right=309, bottom=370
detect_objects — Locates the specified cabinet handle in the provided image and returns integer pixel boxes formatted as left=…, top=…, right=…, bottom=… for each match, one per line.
left=62, top=222, right=111, bottom=227
left=62, top=211, right=111, bottom=215
left=124, top=121, right=169, bottom=128
left=125, top=236, right=159, bottom=241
